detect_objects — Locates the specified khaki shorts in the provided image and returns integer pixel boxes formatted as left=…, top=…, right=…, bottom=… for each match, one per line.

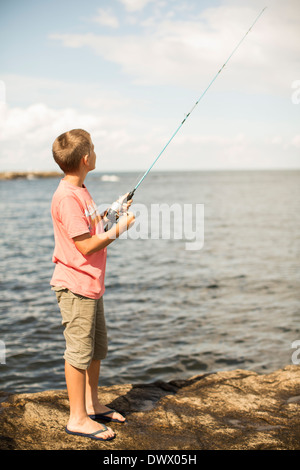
left=52, top=287, right=108, bottom=370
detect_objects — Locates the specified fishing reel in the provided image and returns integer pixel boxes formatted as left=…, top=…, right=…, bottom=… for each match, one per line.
left=104, top=190, right=135, bottom=232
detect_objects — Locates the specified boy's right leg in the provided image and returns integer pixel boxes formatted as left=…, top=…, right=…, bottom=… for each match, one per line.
left=85, top=359, right=126, bottom=423
left=65, top=360, right=115, bottom=439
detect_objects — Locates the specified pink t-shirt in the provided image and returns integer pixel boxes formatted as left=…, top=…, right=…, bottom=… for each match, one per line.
left=50, top=179, right=107, bottom=299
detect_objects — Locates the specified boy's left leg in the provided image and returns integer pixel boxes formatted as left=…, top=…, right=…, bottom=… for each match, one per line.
left=85, top=359, right=126, bottom=422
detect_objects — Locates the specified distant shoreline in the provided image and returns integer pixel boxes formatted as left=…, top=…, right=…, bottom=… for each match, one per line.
left=0, top=171, right=63, bottom=180
left=0, top=168, right=299, bottom=181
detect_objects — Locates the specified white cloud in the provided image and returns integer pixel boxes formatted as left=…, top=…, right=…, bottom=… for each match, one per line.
left=270, top=136, right=283, bottom=146
left=0, top=99, right=158, bottom=172
left=1, top=1, right=299, bottom=172
left=2, top=73, right=135, bottom=114
left=0, top=99, right=299, bottom=172
left=93, top=8, right=119, bottom=28
left=50, top=1, right=300, bottom=94
left=0, top=74, right=158, bottom=171
left=117, top=0, right=154, bottom=12
left=0, top=102, right=104, bottom=171
left=291, top=135, right=300, bottom=149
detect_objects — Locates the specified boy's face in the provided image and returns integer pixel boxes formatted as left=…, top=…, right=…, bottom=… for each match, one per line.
left=86, top=140, right=96, bottom=171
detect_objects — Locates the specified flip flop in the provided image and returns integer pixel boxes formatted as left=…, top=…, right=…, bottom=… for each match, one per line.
left=65, top=424, right=116, bottom=441
left=89, top=408, right=126, bottom=424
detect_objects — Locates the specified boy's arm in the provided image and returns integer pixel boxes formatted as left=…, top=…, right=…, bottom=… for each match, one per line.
left=73, top=212, right=135, bottom=256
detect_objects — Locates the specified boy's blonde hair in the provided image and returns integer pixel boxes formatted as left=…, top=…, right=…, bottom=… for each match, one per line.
left=52, top=129, right=92, bottom=173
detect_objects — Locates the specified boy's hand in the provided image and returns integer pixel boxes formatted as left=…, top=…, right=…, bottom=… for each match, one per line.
left=118, top=210, right=135, bottom=231
left=117, top=193, right=133, bottom=214
left=106, top=210, right=135, bottom=240
left=103, top=193, right=134, bottom=233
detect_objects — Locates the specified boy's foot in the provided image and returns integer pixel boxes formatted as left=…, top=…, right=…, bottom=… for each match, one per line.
left=66, top=416, right=115, bottom=441
left=87, top=405, right=126, bottom=423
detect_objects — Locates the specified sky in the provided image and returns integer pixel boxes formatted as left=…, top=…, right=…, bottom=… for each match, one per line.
left=0, top=0, right=299, bottom=172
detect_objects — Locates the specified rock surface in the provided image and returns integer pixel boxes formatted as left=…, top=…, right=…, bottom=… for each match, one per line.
left=0, top=366, right=299, bottom=450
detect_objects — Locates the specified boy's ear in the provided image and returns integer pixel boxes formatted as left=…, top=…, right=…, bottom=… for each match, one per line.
left=82, top=154, right=89, bottom=166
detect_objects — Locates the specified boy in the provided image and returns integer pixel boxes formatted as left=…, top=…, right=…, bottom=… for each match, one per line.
left=50, top=129, right=134, bottom=441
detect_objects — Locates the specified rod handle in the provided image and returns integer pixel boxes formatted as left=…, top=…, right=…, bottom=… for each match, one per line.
left=127, top=190, right=135, bottom=201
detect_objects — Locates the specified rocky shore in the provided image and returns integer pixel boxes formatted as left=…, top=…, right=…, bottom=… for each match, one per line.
left=0, top=171, right=62, bottom=180
left=0, top=366, right=299, bottom=450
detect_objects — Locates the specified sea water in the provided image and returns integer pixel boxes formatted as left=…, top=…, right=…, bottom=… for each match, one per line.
left=0, top=170, right=299, bottom=393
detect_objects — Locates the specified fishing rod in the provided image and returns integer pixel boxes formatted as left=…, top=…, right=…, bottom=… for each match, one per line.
left=104, top=7, right=267, bottom=230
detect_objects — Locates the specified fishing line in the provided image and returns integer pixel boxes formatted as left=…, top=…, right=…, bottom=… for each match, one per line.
left=104, top=7, right=267, bottom=229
